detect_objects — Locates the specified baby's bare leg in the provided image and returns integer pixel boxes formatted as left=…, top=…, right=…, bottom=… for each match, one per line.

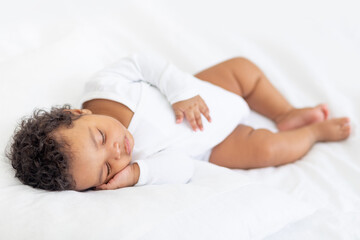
left=209, top=118, right=350, bottom=169
left=197, top=57, right=350, bottom=168
left=195, top=57, right=328, bottom=131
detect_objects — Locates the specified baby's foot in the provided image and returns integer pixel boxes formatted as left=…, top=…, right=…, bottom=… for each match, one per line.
left=312, top=117, right=351, bottom=142
left=276, top=104, right=329, bottom=131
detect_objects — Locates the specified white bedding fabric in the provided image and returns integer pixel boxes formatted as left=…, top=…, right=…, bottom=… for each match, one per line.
left=1, top=0, right=359, bottom=239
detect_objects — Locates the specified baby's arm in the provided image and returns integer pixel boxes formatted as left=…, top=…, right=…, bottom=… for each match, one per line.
left=89, top=54, right=212, bottom=131
left=132, top=150, right=195, bottom=186
left=96, top=150, right=195, bottom=190
left=134, top=54, right=212, bottom=130
left=94, top=53, right=200, bottom=105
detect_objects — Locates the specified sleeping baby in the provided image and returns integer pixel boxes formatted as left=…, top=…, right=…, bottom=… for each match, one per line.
left=7, top=54, right=351, bottom=191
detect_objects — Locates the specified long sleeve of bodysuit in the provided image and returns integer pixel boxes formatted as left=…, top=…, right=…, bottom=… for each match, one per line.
left=132, top=149, right=195, bottom=186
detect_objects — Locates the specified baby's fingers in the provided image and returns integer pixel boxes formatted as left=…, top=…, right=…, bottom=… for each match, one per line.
left=95, top=183, right=109, bottom=190
left=200, top=105, right=212, bottom=123
left=194, top=111, right=203, bottom=131
left=174, top=109, right=184, bottom=124
left=185, top=110, right=199, bottom=131
left=95, top=178, right=116, bottom=190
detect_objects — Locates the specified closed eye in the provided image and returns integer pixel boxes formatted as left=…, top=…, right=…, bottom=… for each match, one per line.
left=106, top=162, right=111, bottom=177
left=98, top=129, right=106, bottom=144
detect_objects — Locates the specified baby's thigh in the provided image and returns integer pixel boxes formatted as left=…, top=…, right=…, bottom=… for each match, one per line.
left=194, top=59, right=242, bottom=96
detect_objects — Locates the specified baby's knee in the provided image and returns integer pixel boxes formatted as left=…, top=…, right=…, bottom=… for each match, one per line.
left=248, top=129, right=277, bottom=167
left=225, top=57, right=251, bottom=68
left=229, top=56, right=249, bottom=63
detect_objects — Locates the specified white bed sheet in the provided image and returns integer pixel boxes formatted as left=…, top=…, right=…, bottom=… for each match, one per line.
left=1, top=0, right=359, bottom=239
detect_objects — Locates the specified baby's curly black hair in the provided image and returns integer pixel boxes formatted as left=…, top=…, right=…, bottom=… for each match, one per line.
left=6, top=104, right=81, bottom=191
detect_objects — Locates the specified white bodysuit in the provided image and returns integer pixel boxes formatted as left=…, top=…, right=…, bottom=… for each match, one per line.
left=79, top=54, right=250, bottom=186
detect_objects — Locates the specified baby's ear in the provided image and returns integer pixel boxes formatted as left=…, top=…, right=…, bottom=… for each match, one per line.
left=63, top=109, right=92, bottom=115
left=80, top=109, right=92, bottom=115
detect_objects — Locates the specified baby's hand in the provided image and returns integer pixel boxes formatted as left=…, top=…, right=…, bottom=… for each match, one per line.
left=172, top=95, right=211, bottom=131
left=95, top=163, right=140, bottom=190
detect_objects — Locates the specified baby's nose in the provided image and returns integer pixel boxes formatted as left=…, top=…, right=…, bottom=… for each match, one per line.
left=113, top=142, right=121, bottom=160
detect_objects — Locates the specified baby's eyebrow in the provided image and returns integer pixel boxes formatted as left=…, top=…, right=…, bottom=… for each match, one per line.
left=88, top=127, right=99, bottom=150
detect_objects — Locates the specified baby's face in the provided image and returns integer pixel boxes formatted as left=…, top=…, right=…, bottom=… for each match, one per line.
left=55, top=110, right=134, bottom=191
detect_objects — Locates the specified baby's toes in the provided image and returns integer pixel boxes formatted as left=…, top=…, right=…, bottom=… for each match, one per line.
left=340, top=118, right=351, bottom=139
left=340, top=117, right=351, bottom=125
left=342, top=122, right=351, bottom=132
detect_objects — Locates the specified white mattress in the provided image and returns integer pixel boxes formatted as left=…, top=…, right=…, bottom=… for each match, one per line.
left=1, top=0, right=359, bottom=239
